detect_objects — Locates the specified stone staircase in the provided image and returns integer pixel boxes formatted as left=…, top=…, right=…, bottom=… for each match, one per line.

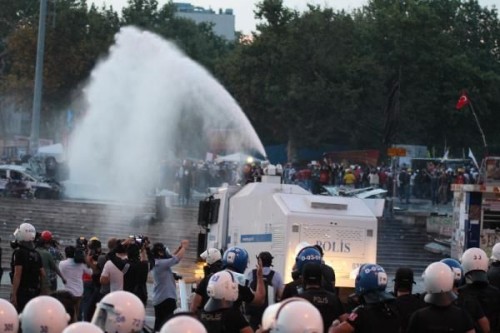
left=376, top=217, right=447, bottom=278
left=0, top=197, right=447, bottom=286
left=0, top=198, right=202, bottom=278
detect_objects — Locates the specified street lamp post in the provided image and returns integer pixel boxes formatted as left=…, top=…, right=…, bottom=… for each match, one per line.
left=30, top=0, right=48, bottom=155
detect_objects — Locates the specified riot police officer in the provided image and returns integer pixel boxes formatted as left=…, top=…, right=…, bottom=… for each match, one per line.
left=282, top=246, right=322, bottom=300
left=298, top=262, right=344, bottom=333
left=407, top=262, right=474, bottom=333
left=487, top=243, right=500, bottom=290
left=329, top=263, right=400, bottom=333
left=459, top=247, right=500, bottom=332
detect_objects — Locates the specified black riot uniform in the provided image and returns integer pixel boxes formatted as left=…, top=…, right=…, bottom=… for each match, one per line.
left=11, top=243, right=43, bottom=312
left=391, top=267, right=426, bottom=332
left=407, top=304, right=474, bottom=333
left=487, top=261, right=500, bottom=290
left=200, top=307, right=250, bottom=333
left=408, top=262, right=475, bottom=333
left=330, top=264, right=400, bottom=333
left=298, top=263, right=344, bottom=333
left=458, top=280, right=500, bottom=331
left=194, top=260, right=224, bottom=311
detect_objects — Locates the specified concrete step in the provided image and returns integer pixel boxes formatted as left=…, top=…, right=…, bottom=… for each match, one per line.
left=0, top=198, right=202, bottom=279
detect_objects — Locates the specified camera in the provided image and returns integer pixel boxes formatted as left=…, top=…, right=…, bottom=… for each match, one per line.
left=129, top=234, right=149, bottom=247
left=76, top=236, right=88, bottom=250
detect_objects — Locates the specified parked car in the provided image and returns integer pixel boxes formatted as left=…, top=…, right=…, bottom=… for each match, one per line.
left=0, top=165, right=62, bottom=199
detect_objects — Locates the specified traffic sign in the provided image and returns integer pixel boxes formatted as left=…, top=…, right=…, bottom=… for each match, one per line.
left=387, top=147, right=407, bottom=157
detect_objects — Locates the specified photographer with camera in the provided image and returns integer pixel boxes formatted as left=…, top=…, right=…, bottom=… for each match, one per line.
left=105, top=235, right=152, bottom=303
left=100, top=238, right=129, bottom=292
left=152, top=239, right=189, bottom=331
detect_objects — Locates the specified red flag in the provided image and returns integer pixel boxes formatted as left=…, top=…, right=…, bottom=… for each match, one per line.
left=456, top=93, right=469, bottom=110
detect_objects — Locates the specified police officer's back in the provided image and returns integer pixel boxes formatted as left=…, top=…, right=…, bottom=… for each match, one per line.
left=196, top=246, right=265, bottom=313
left=391, top=267, right=426, bottom=332
left=330, top=264, right=400, bottom=333
left=10, top=222, right=45, bottom=312
left=282, top=246, right=322, bottom=300
left=487, top=243, right=500, bottom=290
left=459, top=247, right=500, bottom=332
left=191, top=248, right=224, bottom=314
left=200, top=270, right=252, bottom=333
left=407, top=262, right=475, bottom=333
left=442, top=257, right=490, bottom=333
left=314, top=244, right=336, bottom=292
left=298, top=263, right=344, bottom=333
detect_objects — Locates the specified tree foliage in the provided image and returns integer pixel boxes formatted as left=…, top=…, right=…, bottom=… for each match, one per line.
left=217, top=0, right=500, bottom=159
left=0, top=0, right=499, bottom=158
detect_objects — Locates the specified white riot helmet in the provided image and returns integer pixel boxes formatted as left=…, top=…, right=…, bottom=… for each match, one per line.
left=160, top=314, right=207, bottom=333
left=461, top=247, right=489, bottom=283
left=20, top=296, right=70, bottom=333
left=261, top=297, right=323, bottom=333
left=423, top=262, right=456, bottom=306
left=13, top=222, right=36, bottom=242
left=200, top=248, right=222, bottom=265
left=91, top=291, right=145, bottom=333
left=204, top=270, right=239, bottom=312
left=0, top=298, right=19, bottom=333
left=491, top=243, right=500, bottom=261
left=63, top=322, right=104, bottom=333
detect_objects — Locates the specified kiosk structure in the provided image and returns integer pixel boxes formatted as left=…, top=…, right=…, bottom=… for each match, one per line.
left=451, top=157, right=500, bottom=259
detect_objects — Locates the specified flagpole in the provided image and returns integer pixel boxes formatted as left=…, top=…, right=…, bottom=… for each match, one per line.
left=468, top=100, right=488, bottom=155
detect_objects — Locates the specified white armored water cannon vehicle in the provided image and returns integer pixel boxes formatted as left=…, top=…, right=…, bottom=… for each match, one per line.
left=198, top=172, right=379, bottom=288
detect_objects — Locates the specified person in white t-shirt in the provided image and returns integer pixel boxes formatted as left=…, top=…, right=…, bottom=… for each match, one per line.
left=368, top=169, right=380, bottom=188
left=59, top=245, right=93, bottom=321
left=100, top=240, right=129, bottom=293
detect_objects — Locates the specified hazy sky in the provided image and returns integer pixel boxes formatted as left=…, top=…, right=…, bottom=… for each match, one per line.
left=92, top=0, right=499, bottom=34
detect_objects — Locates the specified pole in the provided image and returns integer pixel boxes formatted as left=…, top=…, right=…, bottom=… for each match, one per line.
left=468, top=101, right=488, bottom=155
left=30, top=0, right=48, bottom=155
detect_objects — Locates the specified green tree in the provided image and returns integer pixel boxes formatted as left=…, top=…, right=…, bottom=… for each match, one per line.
left=1, top=0, right=119, bottom=137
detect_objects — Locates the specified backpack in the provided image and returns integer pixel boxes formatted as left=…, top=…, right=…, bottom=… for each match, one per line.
left=246, top=269, right=275, bottom=317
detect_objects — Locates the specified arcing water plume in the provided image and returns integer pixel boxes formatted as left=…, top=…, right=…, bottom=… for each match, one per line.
left=67, top=26, right=265, bottom=201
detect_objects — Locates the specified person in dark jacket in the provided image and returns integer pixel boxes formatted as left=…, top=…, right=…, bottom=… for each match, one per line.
left=487, top=243, right=500, bottom=290
left=391, top=267, right=426, bottom=332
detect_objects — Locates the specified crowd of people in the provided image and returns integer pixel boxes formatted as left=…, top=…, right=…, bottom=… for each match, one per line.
left=280, top=159, right=478, bottom=205
left=159, top=156, right=477, bottom=209
left=2, top=219, right=500, bottom=332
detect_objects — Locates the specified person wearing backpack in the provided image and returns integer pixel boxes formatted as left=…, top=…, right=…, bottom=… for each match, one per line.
left=245, top=251, right=284, bottom=331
